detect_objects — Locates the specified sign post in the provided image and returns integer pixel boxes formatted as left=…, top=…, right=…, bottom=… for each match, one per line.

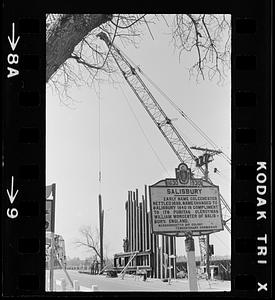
left=149, top=163, right=224, bottom=291
left=185, top=235, right=198, bottom=291
left=206, top=234, right=210, bottom=279
left=98, top=194, right=104, bottom=272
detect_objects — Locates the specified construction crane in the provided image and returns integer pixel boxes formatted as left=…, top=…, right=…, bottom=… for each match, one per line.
left=97, top=31, right=231, bottom=261
left=98, top=32, right=198, bottom=171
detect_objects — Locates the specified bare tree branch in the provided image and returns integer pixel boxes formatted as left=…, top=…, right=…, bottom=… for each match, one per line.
left=46, top=13, right=231, bottom=100
left=186, top=14, right=205, bottom=80
left=110, top=14, right=147, bottom=29
left=74, top=226, right=103, bottom=260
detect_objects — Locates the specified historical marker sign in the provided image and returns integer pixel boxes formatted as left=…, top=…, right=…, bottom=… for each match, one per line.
left=149, top=163, right=223, bottom=236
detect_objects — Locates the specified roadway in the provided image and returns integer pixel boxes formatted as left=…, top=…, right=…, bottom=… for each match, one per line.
left=46, top=269, right=231, bottom=292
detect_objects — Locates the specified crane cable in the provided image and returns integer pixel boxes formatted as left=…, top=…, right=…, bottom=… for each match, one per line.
left=140, top=69, right=232, bottom=165
left=118, top=47, right=231, bottom=165
left=98, top=84, right=102, bottom=193
left=119, top=84, right=170, bottom=177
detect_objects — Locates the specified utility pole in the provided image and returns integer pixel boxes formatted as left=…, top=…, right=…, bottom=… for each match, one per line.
left=190, top=146, right=222, bottom=280
left=98, top=194, right=104, bottom=272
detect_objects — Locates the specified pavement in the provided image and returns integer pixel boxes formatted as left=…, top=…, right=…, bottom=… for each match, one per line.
left=46, top=270, right=231, bottom=292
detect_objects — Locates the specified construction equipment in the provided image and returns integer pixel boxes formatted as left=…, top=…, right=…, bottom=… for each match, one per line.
left=97, top=31, right=231, bottom=265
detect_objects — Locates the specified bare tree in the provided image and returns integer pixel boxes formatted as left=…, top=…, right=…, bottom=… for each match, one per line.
left=172, top=14, right=231, bottom=82
left=74, top=225, right=102, bottom=260
left=46, top=14, right=231, bottom=96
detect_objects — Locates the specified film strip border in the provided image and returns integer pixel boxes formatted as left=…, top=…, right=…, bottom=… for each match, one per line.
left=2, top=14, right=46, bottom=295
left=232, top=12, right=272, bottom=297
left=2, top=4, right=272, bottom=298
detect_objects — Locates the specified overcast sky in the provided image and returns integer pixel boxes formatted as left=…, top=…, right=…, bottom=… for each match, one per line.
left=46, top=15, right=231, bottom=260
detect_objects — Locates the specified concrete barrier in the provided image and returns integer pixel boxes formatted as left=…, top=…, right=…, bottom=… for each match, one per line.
left=54, top=278, right=98, bottom=292
left=73, top=280, right=80, bottom=291
left=91, top=285, right=99, bottom=291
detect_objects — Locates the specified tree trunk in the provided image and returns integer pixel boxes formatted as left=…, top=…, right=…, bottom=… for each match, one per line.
left=46, top=14, right=112, bottom=83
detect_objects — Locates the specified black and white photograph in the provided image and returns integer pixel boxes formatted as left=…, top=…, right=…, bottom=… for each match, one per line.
left=2, top=1, right=272, bottom=297
left=45, top=14, right=232, bottom=292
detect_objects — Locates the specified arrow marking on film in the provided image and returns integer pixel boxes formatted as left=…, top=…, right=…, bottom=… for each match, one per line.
left=6, top=176, right=19, bottom=204
left=8, top=23, right=20, bottom=51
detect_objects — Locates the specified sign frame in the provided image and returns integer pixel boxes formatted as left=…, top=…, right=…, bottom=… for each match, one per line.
left=149, top=163, right=224, bottom=236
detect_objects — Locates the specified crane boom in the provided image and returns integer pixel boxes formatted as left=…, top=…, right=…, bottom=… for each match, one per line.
left=97, top=32, right=199, bottom=172
left=97, top=32, right=231, bottom=233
